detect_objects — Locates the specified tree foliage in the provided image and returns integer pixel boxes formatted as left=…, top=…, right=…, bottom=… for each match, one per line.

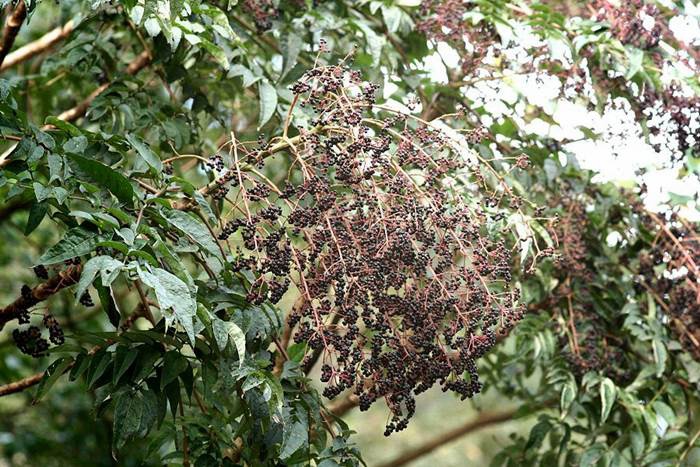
left=0, top=0, right=698, bottom=465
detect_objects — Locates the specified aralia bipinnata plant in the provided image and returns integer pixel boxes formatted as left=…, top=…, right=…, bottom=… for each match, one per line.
left=1, top=0, right=700, bottom=465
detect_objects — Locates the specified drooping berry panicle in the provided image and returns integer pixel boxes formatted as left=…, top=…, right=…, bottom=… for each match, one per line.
left=215, top=62, right=538, bottom=434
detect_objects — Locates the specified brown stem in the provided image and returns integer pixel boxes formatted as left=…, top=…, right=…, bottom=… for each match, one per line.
left=0, top=19, right=73, bottom=72
left=377, top=409, right=518, bottom=467
left=193, top=389, right=208, bottom=414
left=0, top=264, right=82, bottom=330
left=133, top=280, right=157, bottom=326
left=0, top=372, right=43, bottom=397
left=0, top=0, right=27, bottom=68
left=303, top=312, right=341, bottom=375
left=272, top=296, right=304, bottom=375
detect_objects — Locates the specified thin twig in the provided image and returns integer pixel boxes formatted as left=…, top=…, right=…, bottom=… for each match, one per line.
left=676, top=427, right=700, bottom=467
left=133, top=280, right=157, bottom=326
left=179, top=401, right=191, bottom=467
left=51, top=50, right=151, bottom=124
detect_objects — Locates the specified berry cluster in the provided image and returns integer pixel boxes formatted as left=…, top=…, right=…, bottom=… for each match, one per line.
left=210, top=169, right=241, bottom=201
left=43, top=314, right=65, bottom=345
left=592, top=0, right=662, bottom=50
left=641, top=85, right=700, bottom=163
left=10, top=267, right=70, bottom=357
left=205, top=154, right=225, bottom=172
left=417, top=0, right=500, bottom=76
left=163, top=162, right=174, bottom=175
left=16, top=284, right=38, bottom=325
left=79, top=291, right=94, bottom=307
left=13, top=326, right=49, bottom=358
left=558, top=318, right=633, bottom=384
left=552, top=194, right=591, bottom=281
left=219, top=63, right=529, bottom=433
left=548, top=191, right=635, bottom=384
left=33, top=265, right=48, bottom=280
left=637, top=212, right=700, bottom=360
left=243, top=0, right=278, bottom=31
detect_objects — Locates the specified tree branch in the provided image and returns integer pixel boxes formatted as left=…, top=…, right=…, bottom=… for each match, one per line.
left=0, top=264, right=82, bottom=330
left=328, top=393, right=360, bottom=417
left=0, top=0, right=27, bottom=68
left=0, top=19, right=73, bottom=72
left=0, top=49, right=151, bottom=168
left=377, top=408, right=518, bottom=467
left=49, top=50, right=151, bottom=125
left=0, top=371, right=43, bottom=397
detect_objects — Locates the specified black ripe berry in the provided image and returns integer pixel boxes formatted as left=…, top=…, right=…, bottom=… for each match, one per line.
left=79, top=291, right=94, bottom=307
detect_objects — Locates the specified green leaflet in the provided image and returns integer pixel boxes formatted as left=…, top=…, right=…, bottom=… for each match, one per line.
left=74, top=255, right=123, bottom=303
left=67, top=154, right=135, bottom=206
left=160, top=351, right=189, bottom=390
left=126, top=133, right=162, bottom=172
left=38, top=227, right=100, bottom=265
left=162, top=209, right=223, bottom=261
left=212, top=317, right=246, bottom=366
left=112, top=391, right=146, bottom=449
left=33, top=357, right=74, bottom=402
left=599, top=378, right=617, bottom=424
left=258, top=80, right=278, bottom=129
left=138, top=266, right=197, bottom=344
left=24, top=200, right=47, bottom=235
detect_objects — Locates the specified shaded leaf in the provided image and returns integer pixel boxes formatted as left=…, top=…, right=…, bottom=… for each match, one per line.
left=25, top=201, right=47, bottom=235
left=212, top=318, right=246, bottom=365
left=138, top=267, right=196, bottom=343
left=38, top=227, right=99, bottom=265
left=113, top=346, right=139, bottom=385
left=600, top=378, right=617, bottom=424
left=34, top=357, right=73, bottom=402
left=162, top=209, right=222, bottom=260
left=113, top=391, right=144, bottom=448
left=96, top=279, right=121, bottom=328
left=126, top=133, right=162, bottom=172
left=67, top=154, right=134, bottom=206
left=258, top=80, right=277, bottom=129
left=280, top=409, right=308, bottom=459
left=75, top=255, right=123, bottom=303
left=161, top=351, right=189, bottom=390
